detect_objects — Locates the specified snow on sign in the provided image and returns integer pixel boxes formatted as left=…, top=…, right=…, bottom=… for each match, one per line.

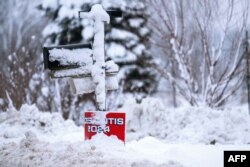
left=43, top=4, right=122, bottom=110
left=43, top=4, right=125, bottom=142
left=68, top=60, right=119, bottom=94
left=84, top=112, right=126, bottom=142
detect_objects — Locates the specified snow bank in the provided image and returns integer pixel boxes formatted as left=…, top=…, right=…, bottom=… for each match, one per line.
left=123, top=98, right=250, bottom=144
left=0, top=104, right=182, bottom=167
left=0, top=133, right=182, bottom=167
left=0, top=104, right=82, bottom=143
left=1, top=102, right=249, bottom=167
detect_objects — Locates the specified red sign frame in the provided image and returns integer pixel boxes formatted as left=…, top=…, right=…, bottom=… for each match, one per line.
left=84, top=111, right=126, bottom=142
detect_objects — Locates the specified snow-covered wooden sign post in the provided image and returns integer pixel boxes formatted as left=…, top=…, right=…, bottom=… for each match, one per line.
left=43, top=4, right=125, bottom=142
left=80, top=4, right=110, bottom=111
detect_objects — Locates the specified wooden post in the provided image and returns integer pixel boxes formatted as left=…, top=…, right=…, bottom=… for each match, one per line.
left=79, top=4, right=110, bottom=111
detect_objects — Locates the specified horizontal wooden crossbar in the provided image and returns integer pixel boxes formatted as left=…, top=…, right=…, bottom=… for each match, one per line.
left=43, top=43, right=92, bottom=70
left=78, top=10, right=122, bottom=19
left=50, top=71, right=118, bottom=78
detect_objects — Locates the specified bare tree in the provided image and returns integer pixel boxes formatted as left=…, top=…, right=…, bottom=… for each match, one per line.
left=147, top=0, right=249, bottom=107
left=0, top=0, right=47, bottom=109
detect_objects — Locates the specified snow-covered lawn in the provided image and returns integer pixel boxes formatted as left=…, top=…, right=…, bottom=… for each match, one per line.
left=0, top=100, right=250, bottom=167
left=128, top=138, right=250, bottom=167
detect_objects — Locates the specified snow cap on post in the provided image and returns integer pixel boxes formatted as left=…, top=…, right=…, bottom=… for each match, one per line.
left=81, top=4, right=110, bottom=23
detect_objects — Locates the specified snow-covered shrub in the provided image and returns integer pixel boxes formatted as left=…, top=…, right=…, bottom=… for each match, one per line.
left=0, top=104, right=81, bottom=141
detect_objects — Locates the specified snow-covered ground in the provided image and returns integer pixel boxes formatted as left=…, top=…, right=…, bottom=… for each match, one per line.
left=124, top=98, right=250, bottom=144
left=0, top=99, right=250, bottom=167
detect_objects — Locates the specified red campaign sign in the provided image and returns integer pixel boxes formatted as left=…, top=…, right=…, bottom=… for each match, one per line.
left=84, top=111, right=126, bottom=142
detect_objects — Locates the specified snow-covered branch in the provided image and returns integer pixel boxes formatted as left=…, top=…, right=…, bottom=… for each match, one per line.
left=148, top=0, right=249, bottom=107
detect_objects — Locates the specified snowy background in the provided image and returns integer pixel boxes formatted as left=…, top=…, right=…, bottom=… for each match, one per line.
left=0, top=0, right=250, bottom=166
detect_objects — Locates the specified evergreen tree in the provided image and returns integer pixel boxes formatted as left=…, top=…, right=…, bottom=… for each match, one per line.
left=39, top=0, right=158, bottom=103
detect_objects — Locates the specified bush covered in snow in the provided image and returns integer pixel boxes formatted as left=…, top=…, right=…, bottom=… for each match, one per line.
left=0, top=104, right=82, bottom=143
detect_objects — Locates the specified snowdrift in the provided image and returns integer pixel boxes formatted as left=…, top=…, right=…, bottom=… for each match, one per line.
left=124, top=98, right=250, bottom=144
left=0, top=132, right=182, bottom=167
left=0, top=104, right=181, bottom=167
left=0, top=98, right=250, bottom=167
